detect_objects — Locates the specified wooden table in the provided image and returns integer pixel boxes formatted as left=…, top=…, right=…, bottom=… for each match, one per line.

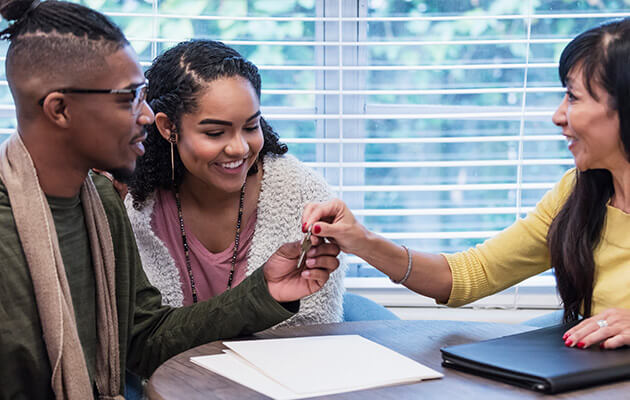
left=146, top=320, right=630, bottom=399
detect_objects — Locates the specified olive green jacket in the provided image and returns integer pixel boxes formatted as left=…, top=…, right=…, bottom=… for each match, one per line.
left=0, top=174, right=296, bottom=399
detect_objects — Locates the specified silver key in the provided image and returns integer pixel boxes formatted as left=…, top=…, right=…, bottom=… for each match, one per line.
left=296, top=225, right=313, bottom=269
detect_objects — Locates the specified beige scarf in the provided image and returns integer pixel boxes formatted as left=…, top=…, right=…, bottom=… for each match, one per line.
left=0, top=133, right=123, bottom=400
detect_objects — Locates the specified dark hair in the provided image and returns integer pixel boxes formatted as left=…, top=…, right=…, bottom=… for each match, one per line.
left=0, top=0, right=126, bottom=40
left=1, top=0, right=129, bottom=104
left=0, top=0, right=128, bottom=51
left=548, top=18, right=630, bottom=322
left=129, top=40, right=287, bottom=208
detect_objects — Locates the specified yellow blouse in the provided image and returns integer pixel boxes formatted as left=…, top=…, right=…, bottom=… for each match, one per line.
left=444, top=169, right=630, bottom=315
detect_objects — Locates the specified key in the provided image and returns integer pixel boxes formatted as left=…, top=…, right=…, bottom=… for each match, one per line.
left=296, top=225, right=313, bottom=269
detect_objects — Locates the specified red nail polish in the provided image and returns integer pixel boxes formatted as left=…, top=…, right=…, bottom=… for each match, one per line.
left=565, top=340, right=573, bottom=346
left=577, top=342, right=586, bottom=349
left=562, top=334, right=568, bottom=340
left=313, top=225, right=321, bottom=234
left=302, top=223, right=307, bottom=233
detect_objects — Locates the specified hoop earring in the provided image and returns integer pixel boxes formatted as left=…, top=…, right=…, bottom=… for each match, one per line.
left=169, top=133, right=176, bottom=183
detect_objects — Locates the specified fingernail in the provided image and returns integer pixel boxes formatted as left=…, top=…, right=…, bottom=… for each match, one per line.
left=307, top=248, right=316, bottom=257
left=565, top=339, right=573, bottom=347
left=306, top=258, right=315, bottom=266
left=577, top=342, right=586, bottom=349
left=562, top=334, right=568, bottom=340
left=302, top=223, right=307, bottom=233
left=313, top=225, right=321, bottom=234
left=302, top=270, right=310, bottom=277
left=600, top=343, right=606, bottom=349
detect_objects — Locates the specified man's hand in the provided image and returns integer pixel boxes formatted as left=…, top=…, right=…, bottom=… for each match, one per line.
left=263, top=241, right=340, bottom=303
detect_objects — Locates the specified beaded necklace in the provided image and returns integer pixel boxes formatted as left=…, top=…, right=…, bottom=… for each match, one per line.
left=174, top=184, right=245, bottom=303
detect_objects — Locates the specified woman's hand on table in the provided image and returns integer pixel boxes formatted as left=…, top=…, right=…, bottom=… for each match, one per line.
left=563, top=308, right=630, bottom=350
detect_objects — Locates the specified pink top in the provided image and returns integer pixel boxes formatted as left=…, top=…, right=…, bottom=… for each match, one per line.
left=151, top=188, right=257, bottom=306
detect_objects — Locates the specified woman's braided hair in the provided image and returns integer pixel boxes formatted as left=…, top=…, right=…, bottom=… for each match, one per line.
left=128, top=40, right=287, bottom=209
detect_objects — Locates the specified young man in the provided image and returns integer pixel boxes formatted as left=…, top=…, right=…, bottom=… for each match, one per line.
left=0, top=1, right=340, bottom=398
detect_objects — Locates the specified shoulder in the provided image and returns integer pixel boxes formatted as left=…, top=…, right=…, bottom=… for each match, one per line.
left=544, top=168, right=576, bottom=209
left=92, top=173, right=124, bottom=209
left=261, top=154, right=332, bottom=203
left=263, top=154, right=321, bottom=182
left=91, top=173, right=134, bottom=234
left=124, top=190, right=156, bottom=228
left=555, top=168, right=577, bottom=197
left=529, top=168, right=576, bottom=221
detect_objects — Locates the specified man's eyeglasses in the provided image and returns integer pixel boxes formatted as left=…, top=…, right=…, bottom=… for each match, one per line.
left=38, top=80, right=149, bottom=113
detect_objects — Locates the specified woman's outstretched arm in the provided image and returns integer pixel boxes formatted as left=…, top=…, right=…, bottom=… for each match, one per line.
left=302, top=199, right=453, bottom=303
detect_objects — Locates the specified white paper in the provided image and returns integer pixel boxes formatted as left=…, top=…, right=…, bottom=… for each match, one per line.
left=191, top=352, right=303, bottom=400
left=190, top=334, right=442, bottom=399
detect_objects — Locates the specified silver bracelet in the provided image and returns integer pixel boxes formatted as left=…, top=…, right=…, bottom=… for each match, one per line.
left=390, top=245, right=412, bottom=285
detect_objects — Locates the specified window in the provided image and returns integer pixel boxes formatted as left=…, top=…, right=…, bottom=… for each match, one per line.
left=1, top=0, right=628, bottom=311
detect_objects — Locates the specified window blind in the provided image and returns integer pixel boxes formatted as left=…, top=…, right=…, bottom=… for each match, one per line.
left=1, top=0, right=628, bottom=309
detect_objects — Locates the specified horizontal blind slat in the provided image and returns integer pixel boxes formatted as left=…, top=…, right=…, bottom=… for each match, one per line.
left=306, top=159, right=573, bottom=168
left=353, top=207, right=534, bottom=216
left=262, top=88, right=564, bottom=95
left=103, top=11, right=630, bottom=22
left=126, top=37, right=574, bottom=46
left=282, top=136, right=564, bottom=144
left=330, top=183, right=555, bottom=192
left=379, top=231, right=499, bottom=239
left=263, top=111, right=555, bottom=119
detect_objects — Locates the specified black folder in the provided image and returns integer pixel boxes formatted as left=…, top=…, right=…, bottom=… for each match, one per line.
left=440, top=323, right=630, bottom=394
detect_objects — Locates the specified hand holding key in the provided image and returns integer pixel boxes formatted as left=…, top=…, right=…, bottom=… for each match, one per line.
left=297, top=225, right=313, bottom=269
left=263, top=235, right=340, bottom=302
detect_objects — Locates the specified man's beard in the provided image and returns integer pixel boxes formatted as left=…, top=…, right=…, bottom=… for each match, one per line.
left=109, top=167, right=134, bottom=184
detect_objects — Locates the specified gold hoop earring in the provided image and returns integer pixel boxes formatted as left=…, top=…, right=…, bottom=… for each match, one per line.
left=169, top=133, right=176, bottom=183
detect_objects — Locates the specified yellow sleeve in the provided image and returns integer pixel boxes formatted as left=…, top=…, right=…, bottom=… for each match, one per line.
left=443, top=169, right=576, bottom=307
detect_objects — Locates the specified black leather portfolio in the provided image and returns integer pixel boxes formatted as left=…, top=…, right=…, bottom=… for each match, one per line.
left=440, top=323, right=630, bottom=393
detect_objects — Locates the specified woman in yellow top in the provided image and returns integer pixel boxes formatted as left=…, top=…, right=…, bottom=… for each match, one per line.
left=302, top=18, right=630, bottom=350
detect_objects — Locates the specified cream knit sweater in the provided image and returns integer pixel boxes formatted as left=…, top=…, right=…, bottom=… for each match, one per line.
left=125, top=154, right=346, bottom=326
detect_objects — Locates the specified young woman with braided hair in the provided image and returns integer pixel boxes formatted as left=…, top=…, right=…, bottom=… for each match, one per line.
left=127, top=40, right=346, bottom=326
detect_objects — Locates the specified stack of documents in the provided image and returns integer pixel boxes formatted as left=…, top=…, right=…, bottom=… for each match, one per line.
left=191, top=334, right=442, bottom=399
